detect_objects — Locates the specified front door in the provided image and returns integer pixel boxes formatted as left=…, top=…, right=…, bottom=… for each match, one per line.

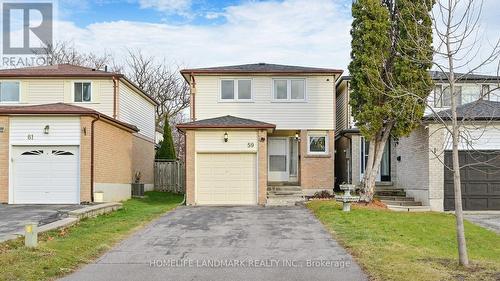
left=268, top=138, right=289, bottom=181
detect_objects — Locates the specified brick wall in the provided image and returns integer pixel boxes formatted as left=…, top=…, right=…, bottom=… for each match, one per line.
left=132, top=135, right=155, bottom=185
left=185, top=130, right=195, bottom=205
left=351, top=135, right=362, bottom=186
left=258, top=129, right=267, bottom=205
left=94, top=120, right=133, bottom=184
left=80, top=116, right=93, bottom=202
left=300, top=130, right=334, bottom=194
left=0, top=117, right=9, bottom=203
left=428, top=124, right=445, bottom=211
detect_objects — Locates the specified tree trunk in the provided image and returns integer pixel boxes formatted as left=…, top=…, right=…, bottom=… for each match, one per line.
left=449, top=70, right=469, bottom=267
left=360, top=124, right=393, bottom=202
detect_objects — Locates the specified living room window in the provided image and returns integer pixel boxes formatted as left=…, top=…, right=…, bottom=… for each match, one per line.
left=273, top=79, right=306, bottom=101
left=0, top=81, right=20, bottom=102
left=220, top=79, right=252, bottom=101
left=74, top=82, right=92, bottom=102
left=307, top=131, right=328, bottom=155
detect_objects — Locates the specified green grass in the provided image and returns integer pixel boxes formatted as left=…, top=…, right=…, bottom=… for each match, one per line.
left=0, top=191, right=183, bottom=281
left=307, top=201, right=500, bottom=281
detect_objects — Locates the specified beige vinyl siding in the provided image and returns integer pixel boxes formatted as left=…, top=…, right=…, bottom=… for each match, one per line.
left=26, top=80, right=65, bottom=104
left=194, top=76, right=335, bottom=130
left=9, top=116, right=81, bottom=145
left=195, top=130, right=258, bottom=153
left=118, top=84, right=155, bottom=140
left=336, top=84, right=347, bottom=132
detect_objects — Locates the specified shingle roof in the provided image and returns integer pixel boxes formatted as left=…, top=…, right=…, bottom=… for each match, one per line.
left=337, top=71, right=499, bottom=84
left=0, top=64, right=118, bottom=77
left=181, top=63, right=343, bottom=75
left=424, top=100, right=500, bottom=121
left=176, top=115, right=276, bottom=129
left=0, top=103, right=139, bottom=132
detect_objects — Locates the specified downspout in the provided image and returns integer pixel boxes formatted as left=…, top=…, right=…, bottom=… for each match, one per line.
left=179, top=128, right=187, bottom=205
left=90, top=114, right=100, bottom=202
left=190, top=73, right=196, bottom=121
left=112, top=76, right=119, bottom=118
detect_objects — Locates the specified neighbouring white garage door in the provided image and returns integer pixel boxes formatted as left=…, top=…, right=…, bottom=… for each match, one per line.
left=12, top=146, right=79, bottom=204
left=196, top=153, right=257, bottom=205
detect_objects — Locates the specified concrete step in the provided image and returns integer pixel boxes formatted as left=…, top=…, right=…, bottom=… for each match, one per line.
left=266, top=195, right=305, bottom=207
left=387, top=205, right=431, bottom=212
left=381, top=200, right=422, bottom=206
left=375, top=187, right=404, bottom=191
left=67, top=202, right=122, bottom=219
left=267, top=191, right=304, bottom=196
left=376, top=196, right=415, bottom=201
left=375, top=190, right=406, bottom=197
left=267, top=186, right=302, bottom=192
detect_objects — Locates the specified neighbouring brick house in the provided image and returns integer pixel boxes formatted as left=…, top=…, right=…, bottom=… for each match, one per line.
left=0, top=64, right=157, bottom=204
left=335, top=73, right=500, bottom=211
left=177, top=63, right=342, bottom=206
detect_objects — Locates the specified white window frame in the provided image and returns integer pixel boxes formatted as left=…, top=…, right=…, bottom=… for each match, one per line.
left=218, top=78, right=253, bottom=102
left=0, top=80, right=21, bottom=103
left=272, top=78, right=307, bottom=102
left=72, top=81, right=93, bottom=103
left=307, top=131, right=328, bottom=155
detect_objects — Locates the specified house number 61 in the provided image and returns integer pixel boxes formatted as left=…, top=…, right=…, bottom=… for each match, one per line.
left=27, top=134, right=34, bottom=140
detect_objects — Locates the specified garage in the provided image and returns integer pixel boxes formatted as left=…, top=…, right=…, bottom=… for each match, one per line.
left=196, top=153, right=257, bottom=205
left=12, top=146, right=79, bottom=204
left=444, top=151, right=500, bottom=210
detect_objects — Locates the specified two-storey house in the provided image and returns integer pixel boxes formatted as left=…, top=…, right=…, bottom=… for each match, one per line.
left=335, top=72, right=500, bottom=211
left=177, top=63, right=342, bottom=206
left=0, top=64, right=157, bottom=204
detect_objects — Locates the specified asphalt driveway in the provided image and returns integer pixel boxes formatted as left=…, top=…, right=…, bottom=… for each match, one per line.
left=464, top=213, right=500, bottom=234
left=0, top=204, right=83, bottom=242
left=62, top=206, right=367, bottom=281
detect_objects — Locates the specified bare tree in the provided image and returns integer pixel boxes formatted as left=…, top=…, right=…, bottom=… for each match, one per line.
left=125, top=50, right=190, bottom=127
left=430, top=0, right=500, bottom=267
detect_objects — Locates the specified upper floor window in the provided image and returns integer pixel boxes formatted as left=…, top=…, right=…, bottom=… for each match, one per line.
left=434, top=85, right=462, bottom=108
left=273, top=79, right=306, bottom=101
left=481, top=84, right=490, bottom=100
left=0, top=81, right=20, bottom=102
left=220, top=79, right=252, bottom=101
left=74, top=82, right=92, bottom=102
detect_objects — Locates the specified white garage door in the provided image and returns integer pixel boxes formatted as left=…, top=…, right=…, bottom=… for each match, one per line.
left=12, top=146, right=79, bottom=204
left=196, top=153, right=257, bottom=205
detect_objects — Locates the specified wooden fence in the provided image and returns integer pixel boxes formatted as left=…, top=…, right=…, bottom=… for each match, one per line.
left=154, top=160, right=185, bottom=193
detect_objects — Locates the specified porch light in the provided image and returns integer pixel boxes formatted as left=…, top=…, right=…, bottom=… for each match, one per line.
left=294, top=132, right=300, bottom=141
left=224, top=132, right=228, bottom=142
left=43, top=125, right=50, bottom=134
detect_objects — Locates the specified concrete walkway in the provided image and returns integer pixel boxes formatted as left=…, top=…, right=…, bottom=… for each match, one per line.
left=62, top=206, right=367, bottom=281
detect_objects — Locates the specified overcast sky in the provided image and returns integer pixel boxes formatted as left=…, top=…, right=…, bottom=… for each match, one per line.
left=51, top=0, right=500, bottom=75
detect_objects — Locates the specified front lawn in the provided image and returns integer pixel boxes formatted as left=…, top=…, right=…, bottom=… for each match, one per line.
left=307, top=201, right=500, bottom=281
left=0, top=191, right=183, bottom=281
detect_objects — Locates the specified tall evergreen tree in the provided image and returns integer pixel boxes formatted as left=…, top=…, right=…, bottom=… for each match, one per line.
left=349, top=0, right=434, bottom=201
left=156, top=115, right=176, bottom=160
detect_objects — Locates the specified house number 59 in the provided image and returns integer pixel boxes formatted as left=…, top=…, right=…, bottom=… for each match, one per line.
left=247, top=142, right=255, bottom=148
left=27, top=134, right=34, bottom=140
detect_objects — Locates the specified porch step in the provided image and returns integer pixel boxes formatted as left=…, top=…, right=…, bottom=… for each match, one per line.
left=266, top=186, right=305, bottom=206
left=387, top=205, right=431, bottom=212
left=376, top=196, right=414, bottom=201
left=375, top=190, right=406, bottom=197
left=381, top=200, right=422, bottom=206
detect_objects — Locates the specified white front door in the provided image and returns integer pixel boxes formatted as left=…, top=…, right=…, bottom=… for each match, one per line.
left=12, top=146, right=79, bottom=204
left=268, top=138, right=289, bottom=181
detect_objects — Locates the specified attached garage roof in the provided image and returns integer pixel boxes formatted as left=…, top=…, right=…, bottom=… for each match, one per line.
left=424, top=100, right=500, bottom=121
left=177, top=115, right=276, bottom=130
left=0, top=103, right=139, bottom=132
